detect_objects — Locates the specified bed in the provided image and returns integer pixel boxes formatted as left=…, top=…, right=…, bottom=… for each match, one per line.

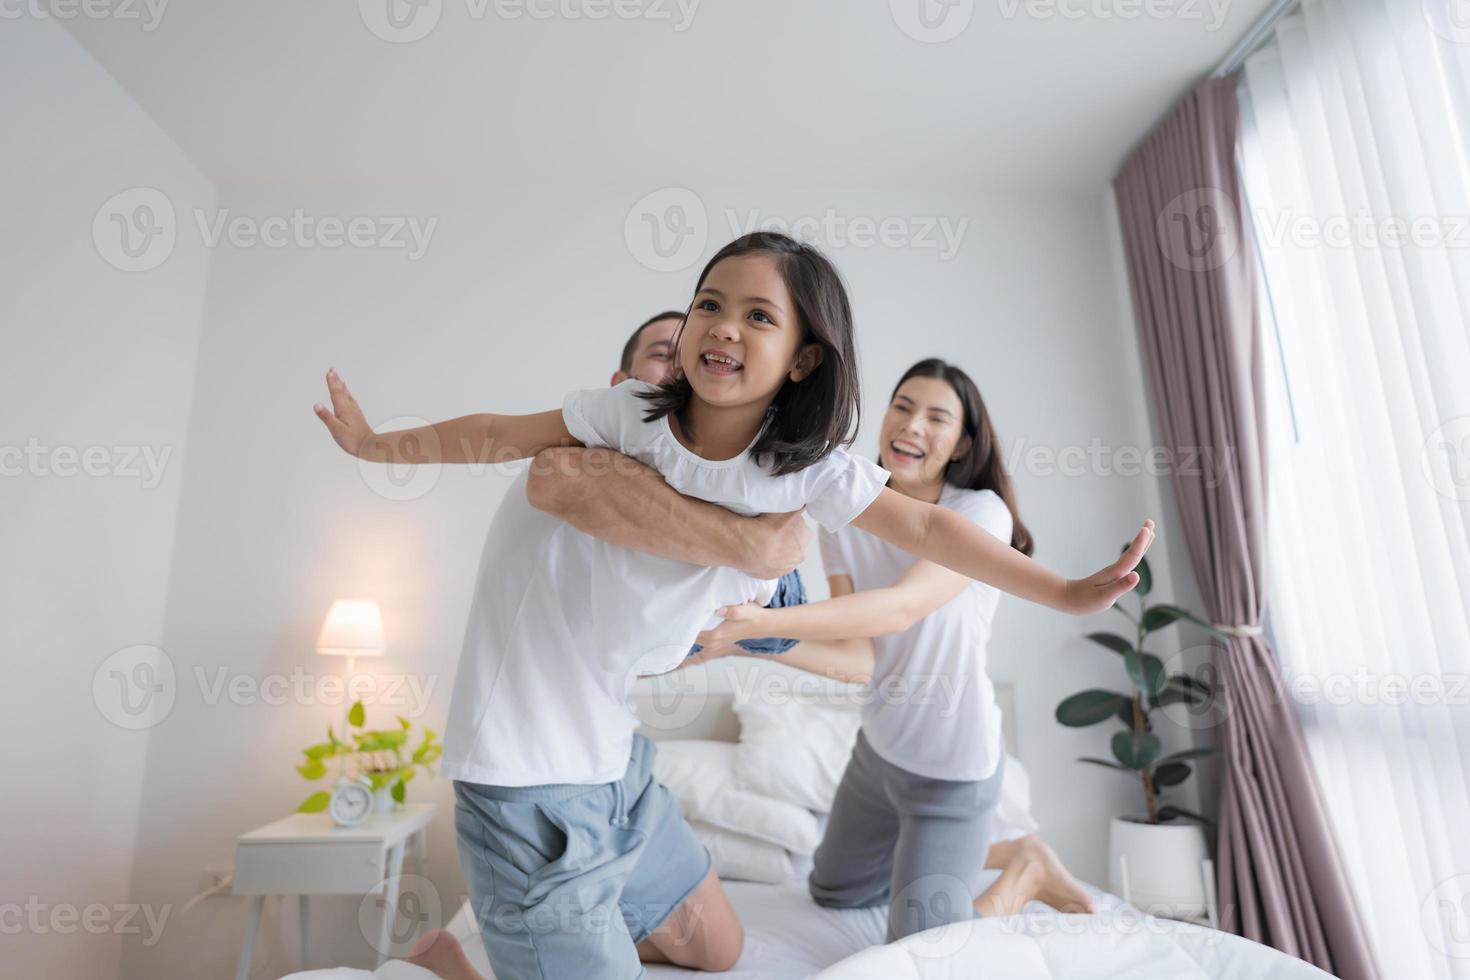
left=281, top=671, right=1337, bottom=980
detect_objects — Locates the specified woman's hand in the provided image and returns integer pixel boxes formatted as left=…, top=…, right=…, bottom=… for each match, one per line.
left=1062, top=520, right=1155, bottom=615
left=681, top=640, right=745, bottom=669
left=313, top=368, right=377, bottom=459
left=693, top=603, right=770, bottom=651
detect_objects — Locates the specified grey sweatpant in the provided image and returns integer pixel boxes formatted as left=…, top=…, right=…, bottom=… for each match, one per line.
left=809, top=729, right=1007, bottom=942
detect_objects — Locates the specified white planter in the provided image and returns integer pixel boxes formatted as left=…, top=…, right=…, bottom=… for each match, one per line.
left=1108, top=816, right=1210, bottom=920
left=373, top=785, right=397, bottom=814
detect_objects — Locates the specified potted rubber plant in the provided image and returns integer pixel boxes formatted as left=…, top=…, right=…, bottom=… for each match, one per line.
left=295, top=699, right=442, bottom=818
left=1054, top=546, right=1224, bottom=918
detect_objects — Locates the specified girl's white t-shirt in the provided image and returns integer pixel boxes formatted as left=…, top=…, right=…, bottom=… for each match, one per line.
left=441, top=380, right=890, bottom=787
left=820, top=484, right=1013, bottom=781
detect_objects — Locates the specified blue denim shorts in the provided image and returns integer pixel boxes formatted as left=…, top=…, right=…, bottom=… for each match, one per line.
left=687, top=568, right=806, bottom=658
left=453, top=734, right=711, bottom=980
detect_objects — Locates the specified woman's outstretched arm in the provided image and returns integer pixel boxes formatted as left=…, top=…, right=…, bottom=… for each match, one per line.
left=695, top=558, right=973, bottom=649
left=313, top=369, right=576, bottom=465
left=850, top=487, right=1153, bottom=615
left=687, top=576, right=877, bottom=684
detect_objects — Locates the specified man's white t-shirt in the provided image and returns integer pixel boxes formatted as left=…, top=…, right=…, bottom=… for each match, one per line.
left=820, top=484, right=1013, bottom=781
left=442, top=380, right=890, bottom=787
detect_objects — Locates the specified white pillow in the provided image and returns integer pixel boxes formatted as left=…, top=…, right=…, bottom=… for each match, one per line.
left=652, top=739, right=821, bottom=854
left=730, top=681, right=1040, bottom=835
left=686, top=819, right=794, bottom=884
left=731, top=684, right=863, bottom=812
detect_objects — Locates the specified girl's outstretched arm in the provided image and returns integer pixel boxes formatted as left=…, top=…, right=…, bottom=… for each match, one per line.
left=849, top=487, right=1153, bottom=616
left=312, top=369, right=577, bottom=465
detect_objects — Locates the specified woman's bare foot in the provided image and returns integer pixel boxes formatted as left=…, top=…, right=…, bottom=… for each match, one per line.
left=1014, top=835, right=1096, bottom=913
left=973, top=849, right=1046, bottom=917
left=403, top=929, right=484, bottom=980
left=980, top=835, right=1096, bottom=915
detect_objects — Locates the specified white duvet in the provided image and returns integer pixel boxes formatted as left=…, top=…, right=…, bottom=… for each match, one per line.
left=280, top=869, right=1334, bottom=980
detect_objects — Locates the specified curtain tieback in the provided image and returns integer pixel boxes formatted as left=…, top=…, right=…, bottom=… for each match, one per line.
left=1212, top=622, right=1264, bottom=638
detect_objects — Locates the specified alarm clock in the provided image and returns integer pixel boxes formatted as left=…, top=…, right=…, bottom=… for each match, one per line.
left=328, top=777, right=375, bottom=827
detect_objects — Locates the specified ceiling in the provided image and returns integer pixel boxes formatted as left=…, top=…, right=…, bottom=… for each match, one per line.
left=62, top=0, right=1270, bottom=191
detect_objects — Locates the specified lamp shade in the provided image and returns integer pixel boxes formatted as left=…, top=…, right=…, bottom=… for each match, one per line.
left=315, top=599, right=385, bottom=657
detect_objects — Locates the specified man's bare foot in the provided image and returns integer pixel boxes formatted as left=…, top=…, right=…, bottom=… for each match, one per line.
left=403, top=929, right=484, bottom=980
left=1015, top=835, right=1095, bottom=913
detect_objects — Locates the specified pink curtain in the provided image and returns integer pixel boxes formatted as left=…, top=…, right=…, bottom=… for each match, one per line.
left=1112, top=75, right=1380, bottom=980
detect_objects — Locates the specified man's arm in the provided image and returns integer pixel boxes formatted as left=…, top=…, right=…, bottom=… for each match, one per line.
left=525, top=447, right=810, bottom=579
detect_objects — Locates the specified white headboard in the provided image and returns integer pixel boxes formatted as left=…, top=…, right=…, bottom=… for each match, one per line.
left=634, top=670, right=1018, bottom=758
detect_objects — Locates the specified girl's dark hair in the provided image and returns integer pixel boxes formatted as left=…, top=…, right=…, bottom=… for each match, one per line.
left=637, top=232, right=860, bottom=476
left=891, top=358, right=1035, bottom=557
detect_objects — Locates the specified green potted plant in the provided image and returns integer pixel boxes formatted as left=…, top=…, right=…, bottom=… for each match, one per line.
left=295, top=699, right=442, bottom=817
left=1054, top=545, right=1223, bottom=918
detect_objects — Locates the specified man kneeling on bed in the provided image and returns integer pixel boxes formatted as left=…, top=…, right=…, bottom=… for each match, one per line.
left=398, top=312, right=1091, bottom=980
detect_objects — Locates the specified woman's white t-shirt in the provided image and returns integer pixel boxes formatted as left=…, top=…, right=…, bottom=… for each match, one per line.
left=441, top=380, right=890, bottom=787
left=820, top=484, right=1012, bottom=781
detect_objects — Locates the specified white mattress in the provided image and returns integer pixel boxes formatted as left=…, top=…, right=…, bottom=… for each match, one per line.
left=281, top=870, right=1132, bottom=980
left=310, top=868, right=1120, bottom=980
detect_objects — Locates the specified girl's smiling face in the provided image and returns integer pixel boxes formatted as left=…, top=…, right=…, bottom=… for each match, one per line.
left=676, top=253, right=822, bottom=410
left=879, top=376, right=972, bottom=490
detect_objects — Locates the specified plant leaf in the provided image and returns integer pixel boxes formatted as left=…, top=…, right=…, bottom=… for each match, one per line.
left=1056, top=690, right=1133, bottom=727
left=1121, top=543, right=1152, bottom=596
left=304, top=741, right=336, bottom=760
left=1111, top=730, right=1162, bottom=770
left=1157, top=804, right=1213, bottom=825
left=1152, top=761, right=1192, bottom=786
left=391, top=779, right=406, bottom=804
left=1085, top=632, right=1134, bottom=656
left=1077, top=756, right=1134, bottom=773
left=348, top=700, right=366, bottom=727
left=297, top=791, right=330, bottom=813
left=297, top=758, right=327, bottom=781
left=1156, top=747, right=1216, bottom=767
left=1141, top=605, right=1186, bottom=632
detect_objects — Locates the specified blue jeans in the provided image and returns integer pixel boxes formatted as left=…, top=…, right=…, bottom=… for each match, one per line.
left=687, top=569, right=805, bottom=657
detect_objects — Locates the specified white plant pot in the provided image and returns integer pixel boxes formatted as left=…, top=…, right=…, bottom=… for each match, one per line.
left=1108, top=816, right=1210, bottom=920
left=373, top=785, right=397, bottom=814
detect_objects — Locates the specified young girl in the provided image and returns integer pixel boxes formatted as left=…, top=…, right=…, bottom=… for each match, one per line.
left=314, top=232, right=1152, bottom=980
left=690, top=357, right=1108, bottom=942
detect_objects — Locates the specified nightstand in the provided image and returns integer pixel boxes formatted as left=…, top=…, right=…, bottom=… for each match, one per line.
left=233, top=802, right=436, bottom=980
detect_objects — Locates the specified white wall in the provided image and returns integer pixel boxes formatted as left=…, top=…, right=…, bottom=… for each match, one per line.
left=105, top=182, right=1195, bottom=977
left=0, top=19, right=215, bottom=980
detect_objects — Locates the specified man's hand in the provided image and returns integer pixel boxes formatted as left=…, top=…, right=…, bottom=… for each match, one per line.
left=743, top=509, right=812, bottom=579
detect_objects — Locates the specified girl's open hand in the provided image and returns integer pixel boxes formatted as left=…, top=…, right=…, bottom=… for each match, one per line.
left=1063, top=520, right=1155, bottom=615
left=313, top=369, right=376, bottom=458
left=693, top=603, right=768, bottom=651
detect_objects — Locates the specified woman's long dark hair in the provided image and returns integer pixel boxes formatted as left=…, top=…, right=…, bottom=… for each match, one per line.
left=636, top=232, right=861, bottom=477
left=892, top=358, right=1034, bottom=556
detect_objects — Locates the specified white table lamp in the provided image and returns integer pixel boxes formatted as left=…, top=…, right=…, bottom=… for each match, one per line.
left=316, top=598, right=385, bottom=688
